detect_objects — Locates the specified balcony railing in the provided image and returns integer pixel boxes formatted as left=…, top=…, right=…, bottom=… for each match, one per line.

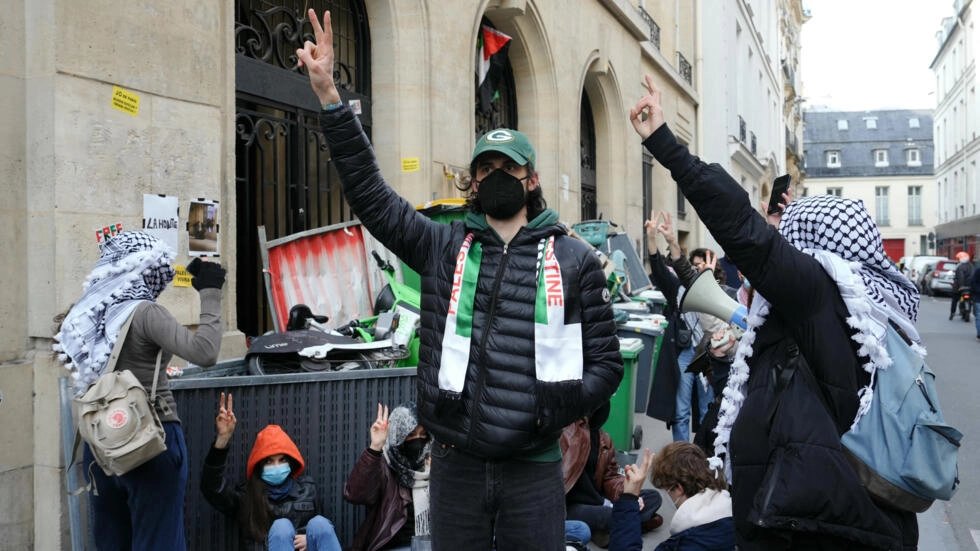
left=677, top=52, right=692, bottom=85
left=738, top=116, right=746, bottom=143
left=637, top=7, right=661, bottom=50
left=750, top=132, right=757, bottom=155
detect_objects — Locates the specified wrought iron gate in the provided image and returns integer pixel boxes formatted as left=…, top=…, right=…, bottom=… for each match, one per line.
left=235, top=0, right=371, bottom=336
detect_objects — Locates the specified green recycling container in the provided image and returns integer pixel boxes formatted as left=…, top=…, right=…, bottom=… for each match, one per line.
left=603, top=337, right=644, bottom=451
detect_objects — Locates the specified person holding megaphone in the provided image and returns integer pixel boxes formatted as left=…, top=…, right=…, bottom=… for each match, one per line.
left=631, top=75, right=919, bottom=549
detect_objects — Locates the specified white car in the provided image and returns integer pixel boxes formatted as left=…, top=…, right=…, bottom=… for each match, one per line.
left=904, top=256, right=948, bottom=288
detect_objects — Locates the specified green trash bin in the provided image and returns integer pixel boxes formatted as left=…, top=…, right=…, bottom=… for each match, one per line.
left=603, top=337, right=644, bottom=451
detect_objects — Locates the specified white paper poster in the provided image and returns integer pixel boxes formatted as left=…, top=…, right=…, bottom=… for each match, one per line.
left=142, top=194, right=179, bottom=253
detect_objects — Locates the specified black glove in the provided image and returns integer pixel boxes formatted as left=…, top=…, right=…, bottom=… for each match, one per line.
left=187, top=258, right=226, bottom=290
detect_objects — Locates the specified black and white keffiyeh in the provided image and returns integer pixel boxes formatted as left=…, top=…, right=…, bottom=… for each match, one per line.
left=54, top=232, right=175, bottom=394
left=779, top=195, right=920, bottom=324
left=708, top=195, right=923, bottom=476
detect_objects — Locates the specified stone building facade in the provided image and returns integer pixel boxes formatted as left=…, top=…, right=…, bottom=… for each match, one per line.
left=1, top=0, right=703, bottom=546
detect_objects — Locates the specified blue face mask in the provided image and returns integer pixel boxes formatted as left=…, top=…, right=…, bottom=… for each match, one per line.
left=742, top=278, right=751, bottom=290
left=261, top=463, right=291, bottom=486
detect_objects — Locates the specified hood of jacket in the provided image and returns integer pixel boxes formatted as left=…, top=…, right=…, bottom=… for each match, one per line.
left=670, top=488, right=733, bottom=535
left=246, top=424, right=306, bottom=479
left=463, top=208, right=563, bottom=243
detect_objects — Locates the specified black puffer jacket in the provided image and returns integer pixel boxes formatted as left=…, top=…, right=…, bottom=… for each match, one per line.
left=321, top=106, right=623, bottom=458
left=644, top=125, right=917, bottom=550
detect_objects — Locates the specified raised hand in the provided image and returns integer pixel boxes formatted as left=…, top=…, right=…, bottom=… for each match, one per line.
left=296, top=9, right=341, bottom=106
left=214, top=392, right=236, bottom=449
left=629, top=75, right=666, bottom=140
left=704, top=250, right=718, bottom=273
left=655, top=211, right=676, bottom=242
left=369, top=403, right=390, bottom=452
left=762, top=188, right=793, bottom=228
left=623, top=448, right=655, bottom=497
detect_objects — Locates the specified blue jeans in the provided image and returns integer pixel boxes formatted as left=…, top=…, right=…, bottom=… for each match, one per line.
left=673, top=346, right=714, bottom=442
left=565, top=520, right=591, bottom=544
left=267, top=516, right=341, bottom=551
left=429, top=442, right=566, bottom=551
left=84, top=421, right=188, bottom=551
left=974, top=301, right=979, bottom=336
left=566, top=489, right=662, bottom=533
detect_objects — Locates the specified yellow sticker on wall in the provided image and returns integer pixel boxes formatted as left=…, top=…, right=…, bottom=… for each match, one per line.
left=173, top=265, right=193, bottom=287
left=401, top=157, right=420, bottom=173
left=111, top=86, right=140, bottom=116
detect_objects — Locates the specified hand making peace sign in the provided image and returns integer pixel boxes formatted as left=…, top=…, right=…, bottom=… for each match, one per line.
left=214, top=392, right=236, bottom=449
left=369, top=403, right=390, bottom=452
left=296, top=9, right=342, bottom=106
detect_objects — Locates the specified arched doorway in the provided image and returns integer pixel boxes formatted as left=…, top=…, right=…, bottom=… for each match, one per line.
left=580, top=92, right=597, bottom=221
left=234, top=0, right=371, bottom=336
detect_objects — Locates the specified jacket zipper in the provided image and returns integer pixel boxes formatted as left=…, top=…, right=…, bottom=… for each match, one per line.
left=465, top=243, right=510, bottom=450
left=915, top=376, right=937, bottom=413
left=757, top=454, right=783, bottom=527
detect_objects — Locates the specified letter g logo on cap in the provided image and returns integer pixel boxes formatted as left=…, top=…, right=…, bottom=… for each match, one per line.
left=486, top=130, right=514, bottom=142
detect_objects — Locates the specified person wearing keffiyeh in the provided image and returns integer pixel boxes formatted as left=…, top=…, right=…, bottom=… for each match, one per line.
left=55, top=231, right=226, bottom=551
left=630, top=76, right=919, bottom=550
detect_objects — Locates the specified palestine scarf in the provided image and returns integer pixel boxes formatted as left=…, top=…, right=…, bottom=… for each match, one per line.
left=708, top=196, right=922, bottom=477
left=382, top=402, right=431, bottom=536
left=438, top=234, right=583, bottom=409
left=54, top=231, right=175, bottom=395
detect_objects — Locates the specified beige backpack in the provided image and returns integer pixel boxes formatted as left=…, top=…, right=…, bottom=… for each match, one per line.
left=72, top=313, right=167, bottom=477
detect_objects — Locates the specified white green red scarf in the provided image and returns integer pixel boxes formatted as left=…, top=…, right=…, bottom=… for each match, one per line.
left=438, top=234, right=583, bottom=397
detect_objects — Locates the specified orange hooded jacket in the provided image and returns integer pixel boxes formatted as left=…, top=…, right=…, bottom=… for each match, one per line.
left=245, top=424, right=306, bottom=480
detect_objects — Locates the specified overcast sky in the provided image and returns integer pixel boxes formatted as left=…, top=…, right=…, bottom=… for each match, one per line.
left=801, top=0, right=956, bottom=111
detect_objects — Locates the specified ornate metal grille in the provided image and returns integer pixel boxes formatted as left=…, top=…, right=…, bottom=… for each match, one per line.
left=580, top=93, right=597, bottom=221
left=637, top=7, right=661, bottom=50
left=235, top=0, right=369, bottom=336
left=475, top=19, right=518, bottom=138
left=677, top=52, right=692, bottom=85
left=235, top=0, right=369, bottom=93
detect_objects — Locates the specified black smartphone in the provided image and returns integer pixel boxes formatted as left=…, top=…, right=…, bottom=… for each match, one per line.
left=767, top=174, right=791, bottom=215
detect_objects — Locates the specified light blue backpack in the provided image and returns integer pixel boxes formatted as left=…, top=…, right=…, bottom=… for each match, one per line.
left=841, top=324, right=962, bottom=513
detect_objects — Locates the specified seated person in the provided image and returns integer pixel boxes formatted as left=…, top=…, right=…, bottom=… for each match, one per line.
left=345, top=402, right=432, bottom=551
left=610, top=443, right=735, bottom=551
left=201, top=393, right=341, bottom=551
left=561, top=403, right=663, bottom=547
left=346, top=403, right=591, bottom=550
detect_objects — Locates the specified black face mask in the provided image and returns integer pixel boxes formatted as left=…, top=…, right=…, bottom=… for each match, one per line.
left=476, top=169, right=528, bottom=220
left=399, top=438, right=428, bottom=462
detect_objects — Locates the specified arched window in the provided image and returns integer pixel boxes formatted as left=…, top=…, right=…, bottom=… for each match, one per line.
left=580, top=92, right=597, bottom=221
left=234, top=0, right=370, bottom=336
left=475, top=18, right=517, bottom=138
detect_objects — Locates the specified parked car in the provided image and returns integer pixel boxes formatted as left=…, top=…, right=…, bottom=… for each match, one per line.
left=904, top=256, right=949, bottom=287
left=926, top=260, right=960, bottom=296
left=916, top=262, right=937, bottom=295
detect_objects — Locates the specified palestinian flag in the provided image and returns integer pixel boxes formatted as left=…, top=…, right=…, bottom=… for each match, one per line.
left=476, top=25, right=512, bottom=114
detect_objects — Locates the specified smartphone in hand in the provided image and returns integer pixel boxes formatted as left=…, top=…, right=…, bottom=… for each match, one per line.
left=767, top=174, right=791, bottom=215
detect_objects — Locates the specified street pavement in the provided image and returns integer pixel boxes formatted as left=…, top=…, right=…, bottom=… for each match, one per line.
left=610, top=294, right=977, bottom=550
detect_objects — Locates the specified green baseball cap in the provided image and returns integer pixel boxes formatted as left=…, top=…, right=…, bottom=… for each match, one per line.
left=471, top=128, right=536, bottom=166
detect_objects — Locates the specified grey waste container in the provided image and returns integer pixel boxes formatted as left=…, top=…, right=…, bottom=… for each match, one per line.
left=615, top=315, right=666, bottom=413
